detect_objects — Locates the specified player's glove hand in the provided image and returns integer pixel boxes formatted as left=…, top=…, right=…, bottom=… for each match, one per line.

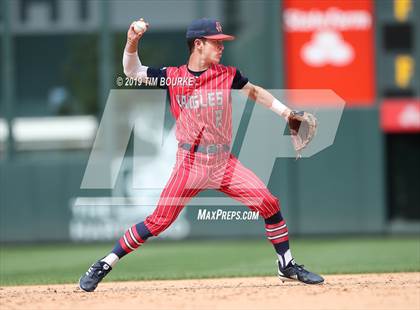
left=287, top=110, right=318, bottom=159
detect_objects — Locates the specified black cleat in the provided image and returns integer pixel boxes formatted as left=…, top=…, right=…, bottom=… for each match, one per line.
left=79, top=260, right=112, bottom=292
left=277, top=260, right=324, bottom=284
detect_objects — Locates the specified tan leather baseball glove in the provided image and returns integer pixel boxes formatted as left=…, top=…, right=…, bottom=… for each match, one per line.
left=287, top=110, right=318, bottom=159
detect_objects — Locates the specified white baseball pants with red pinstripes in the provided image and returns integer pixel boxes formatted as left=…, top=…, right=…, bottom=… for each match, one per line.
left=144, top=147, right=281, bottom=236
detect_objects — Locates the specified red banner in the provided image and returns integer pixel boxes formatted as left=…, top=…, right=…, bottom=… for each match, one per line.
left=283, top=0, right=375, bottom=106
left=381, top=99, right=420, bottom=133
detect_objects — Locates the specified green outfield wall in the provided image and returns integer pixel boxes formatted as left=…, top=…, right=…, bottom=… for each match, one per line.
left=0, top=109, right=386, bottom=242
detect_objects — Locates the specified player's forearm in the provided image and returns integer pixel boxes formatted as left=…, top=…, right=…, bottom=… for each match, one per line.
left=244, top=83, right=291, bottom=119
left=247, top=84, right=274, bottom=108
left=125, top=38, right=139, bottom=54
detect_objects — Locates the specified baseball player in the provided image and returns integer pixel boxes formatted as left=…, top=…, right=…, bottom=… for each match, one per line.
left=79, top=18, right=323, bottom=292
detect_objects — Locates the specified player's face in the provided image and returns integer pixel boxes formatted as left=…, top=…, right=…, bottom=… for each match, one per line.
left=202, top=39, right=224, bottom=64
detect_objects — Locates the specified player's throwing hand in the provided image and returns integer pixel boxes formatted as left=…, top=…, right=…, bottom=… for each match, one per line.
left=127, top=18, right=149, bottom=43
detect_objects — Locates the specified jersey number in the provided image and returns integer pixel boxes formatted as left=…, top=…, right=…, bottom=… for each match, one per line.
left=215, top=110, right=223, bottom=128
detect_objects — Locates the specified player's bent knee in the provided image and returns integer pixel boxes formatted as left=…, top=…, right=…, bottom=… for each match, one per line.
left=258, top=196, right=280, bottom=219
left=144, top=216, right=178, bottom=236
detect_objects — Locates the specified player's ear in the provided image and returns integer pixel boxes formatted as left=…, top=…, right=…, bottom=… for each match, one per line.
left=194, top=38, right=205, bottom=50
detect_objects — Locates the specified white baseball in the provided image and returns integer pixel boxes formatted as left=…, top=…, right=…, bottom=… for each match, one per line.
left=133, top=20, right=147, bottom=34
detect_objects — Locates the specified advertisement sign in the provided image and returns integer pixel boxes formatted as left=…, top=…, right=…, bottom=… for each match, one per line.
left=381, top=99, right=420, bottom=133
left=283, top=0, right=375, bottom=105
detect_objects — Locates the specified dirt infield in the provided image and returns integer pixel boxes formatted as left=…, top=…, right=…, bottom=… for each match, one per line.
left=1, top=273, right=419, bottom=310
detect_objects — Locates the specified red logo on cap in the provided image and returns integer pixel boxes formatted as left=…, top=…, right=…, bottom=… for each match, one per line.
left=216, top=21, right=222, bottom=33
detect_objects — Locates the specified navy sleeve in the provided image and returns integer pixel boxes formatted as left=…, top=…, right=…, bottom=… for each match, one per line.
left=231, top=69, right=249, bottom=89
left=147, top=67, right=167, bottom=89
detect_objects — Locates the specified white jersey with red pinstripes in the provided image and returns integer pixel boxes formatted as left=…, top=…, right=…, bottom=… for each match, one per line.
left=166, top=64, right=236, bottom=146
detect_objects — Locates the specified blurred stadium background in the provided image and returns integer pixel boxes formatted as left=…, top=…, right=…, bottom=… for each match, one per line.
left=0, top=0, right=419, bottom=284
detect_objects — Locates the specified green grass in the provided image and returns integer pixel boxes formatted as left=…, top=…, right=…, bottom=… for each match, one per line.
left=0, top=237, right=419, bottom=286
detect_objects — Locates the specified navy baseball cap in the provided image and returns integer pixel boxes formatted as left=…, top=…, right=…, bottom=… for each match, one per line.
left=186, top=18, right=235, bottom=41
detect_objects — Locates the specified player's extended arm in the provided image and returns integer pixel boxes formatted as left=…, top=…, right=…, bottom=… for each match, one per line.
left=122, top=19, right=150, bottom=80
left=242, top=81, right=318, bottom=158
left=241, top=82, right=291, bottom=120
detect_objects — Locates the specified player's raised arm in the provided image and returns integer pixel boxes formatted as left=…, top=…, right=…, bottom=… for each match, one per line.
left=122, top=19, right=150, bottom=80
left=241, top=82, right=292, bottom=120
